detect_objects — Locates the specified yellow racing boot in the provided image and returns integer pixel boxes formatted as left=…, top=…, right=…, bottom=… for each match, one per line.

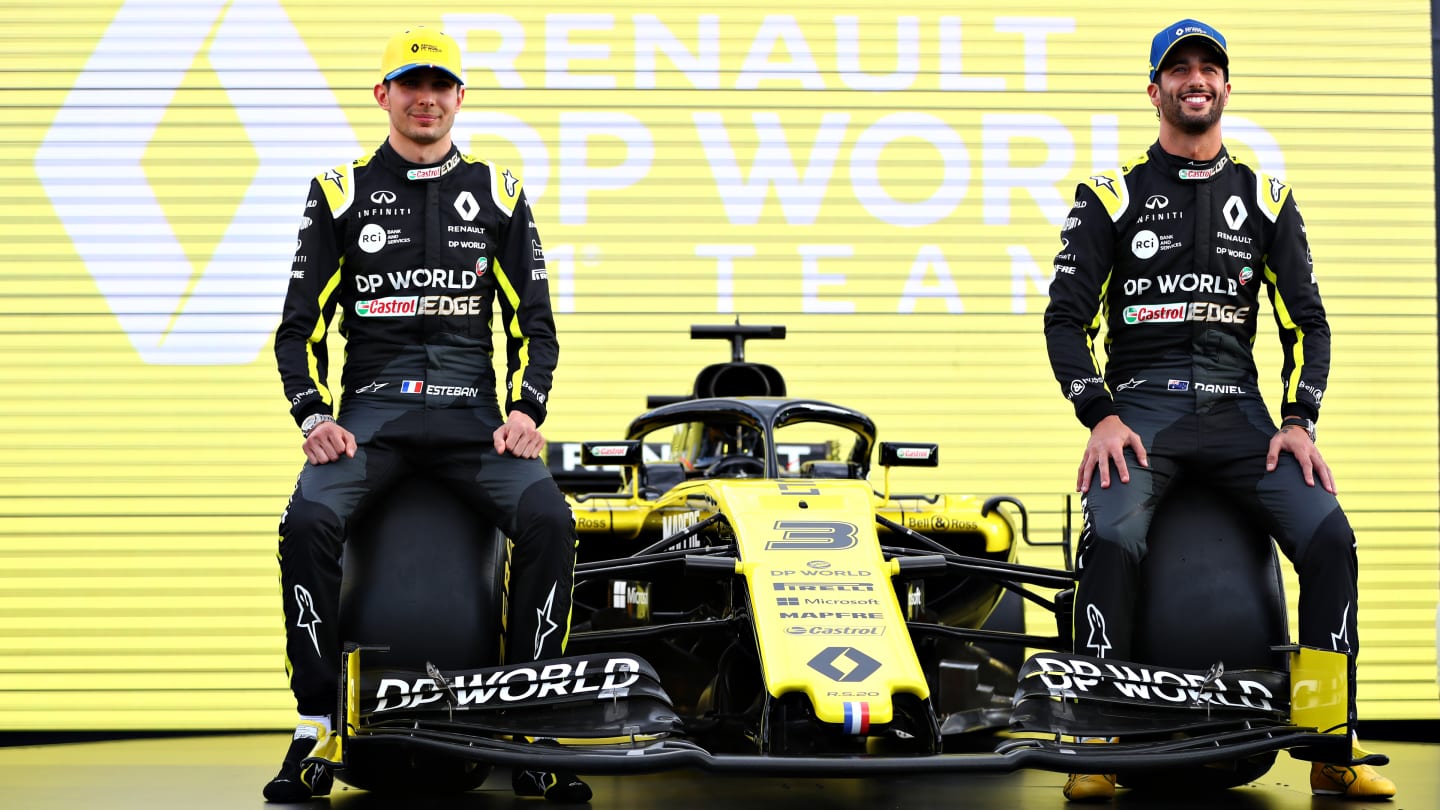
left=1063, top=737, right=1116, bottom=802
left=1063, top=772, right=1116, bottom=802
left=1310, top=761, right=1396, bottom=800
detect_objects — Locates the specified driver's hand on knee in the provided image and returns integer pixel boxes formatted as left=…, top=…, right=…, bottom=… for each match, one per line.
left=493, top=411, right=544, bottom=459
left=1079, top=415, right=1148, bottom=493
left=304, top=421, right=356, bottom=465
left=1267, top=427, right=1336, bottom=494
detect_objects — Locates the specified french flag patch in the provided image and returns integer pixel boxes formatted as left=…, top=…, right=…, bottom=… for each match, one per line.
left=843, top=701, right=870, bottom=735
left=401, top=380, right=424, bottom=394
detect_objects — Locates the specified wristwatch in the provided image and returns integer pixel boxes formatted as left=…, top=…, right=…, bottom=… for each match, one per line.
left=1280, top=417, right=1316, bottom=443
left=300, top=413, right=336, bottom=438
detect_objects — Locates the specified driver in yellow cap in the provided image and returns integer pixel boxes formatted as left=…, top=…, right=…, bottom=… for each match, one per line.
left=264, top=25, right=590, bottom=803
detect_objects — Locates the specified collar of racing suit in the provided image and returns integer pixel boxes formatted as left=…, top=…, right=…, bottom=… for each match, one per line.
left=1149, top=142, right=1232, bottom=184
left=377, top=139, right=463, bottom=183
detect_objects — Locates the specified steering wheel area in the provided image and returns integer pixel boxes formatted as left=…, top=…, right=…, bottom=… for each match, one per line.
left=706, top=454, right=766, bottom=478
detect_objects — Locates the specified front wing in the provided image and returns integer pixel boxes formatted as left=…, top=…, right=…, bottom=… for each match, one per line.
left=314, top=646, right=1383, bottom=779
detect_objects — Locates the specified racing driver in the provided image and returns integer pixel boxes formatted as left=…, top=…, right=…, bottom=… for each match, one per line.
left=264, top=26, right=589, bottom=804
left=1043, top=19, right=1395, bottom=802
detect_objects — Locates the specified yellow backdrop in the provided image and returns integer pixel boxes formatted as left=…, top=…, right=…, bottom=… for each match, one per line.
left=0, top=0, right=1434, bottom=729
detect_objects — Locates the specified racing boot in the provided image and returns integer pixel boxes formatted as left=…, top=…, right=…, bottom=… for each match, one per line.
left=1310, top=762, right=1396, bottom=799
left=512, top=768, right=592, bottom=803
left=262, top=720, right=334, bottom=803
left=1062, top=737, right=1116, bottom=802
left=1311, top=737, right=1396, bottom=800
left=1063, top=772, right=1116, bottom=802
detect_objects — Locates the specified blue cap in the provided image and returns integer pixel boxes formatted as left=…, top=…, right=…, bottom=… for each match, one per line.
left=1149, top=19, right=1228, bottom=83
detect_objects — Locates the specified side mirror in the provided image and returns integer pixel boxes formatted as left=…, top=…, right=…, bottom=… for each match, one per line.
left=878, top=442, right=939, bottom=467
left=580, top=441, right=644, bottom=467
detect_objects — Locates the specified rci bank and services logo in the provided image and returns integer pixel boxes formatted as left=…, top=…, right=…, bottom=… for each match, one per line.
left=35, top=0, right=358, bottom=364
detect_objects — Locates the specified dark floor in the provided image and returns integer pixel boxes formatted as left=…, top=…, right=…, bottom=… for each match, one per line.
left=0, top=732, right=1432, bottom=809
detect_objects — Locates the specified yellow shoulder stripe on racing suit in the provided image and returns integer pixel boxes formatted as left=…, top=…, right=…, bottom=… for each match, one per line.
left=301, top=153, right=375, bottom=405
left=470, top=153, right=534, bottom=410
left=469, top=153, right=521, bottom=218
left=1084, top=168, right=1129, bottom=222
left=317, top=161, right=353, bottom=219
left=1250, top=161, right=1304, bottom=402
left=1255, top=171, right=1290, bottom=224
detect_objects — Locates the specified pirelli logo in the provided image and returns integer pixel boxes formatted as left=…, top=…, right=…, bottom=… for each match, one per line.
left=773, top=582, right=874, bottom=592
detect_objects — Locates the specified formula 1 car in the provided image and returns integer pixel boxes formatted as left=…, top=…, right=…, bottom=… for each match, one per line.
left=315, top=323, right=1382, bottom=794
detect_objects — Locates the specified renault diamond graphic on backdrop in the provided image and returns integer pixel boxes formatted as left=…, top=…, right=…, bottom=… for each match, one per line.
left=34, top=0, right=359, bottom=364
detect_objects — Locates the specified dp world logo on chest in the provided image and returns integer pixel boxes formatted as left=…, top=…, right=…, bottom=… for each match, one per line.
left=34, top=0, right=358, bottom=364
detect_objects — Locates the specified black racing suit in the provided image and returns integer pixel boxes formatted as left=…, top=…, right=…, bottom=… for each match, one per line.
left=1043, top=142, right=1360, bottom=725
left=274, top=140, right=576, bottom=717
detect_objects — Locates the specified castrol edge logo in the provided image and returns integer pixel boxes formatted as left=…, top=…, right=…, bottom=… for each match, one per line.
left=355, top=297, right=419, bottom=317
left=896, top=447, right=933, bottom=460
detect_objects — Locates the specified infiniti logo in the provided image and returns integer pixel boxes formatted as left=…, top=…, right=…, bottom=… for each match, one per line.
left=371, top=190, right=397, bottom=204
left=1145, top=195, right=1169, bottom=210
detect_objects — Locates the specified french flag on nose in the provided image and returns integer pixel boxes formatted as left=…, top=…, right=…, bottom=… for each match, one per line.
left=401, top=380, right=424, bottom=394
left=843, top=701, right=870, bottom=735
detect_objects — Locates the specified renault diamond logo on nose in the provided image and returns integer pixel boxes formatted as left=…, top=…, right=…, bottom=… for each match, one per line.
left=807, top=646, right=881, bottom=682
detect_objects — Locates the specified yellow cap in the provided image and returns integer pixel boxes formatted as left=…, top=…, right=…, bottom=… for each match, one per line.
left=380, top=26, right=463, bottom=85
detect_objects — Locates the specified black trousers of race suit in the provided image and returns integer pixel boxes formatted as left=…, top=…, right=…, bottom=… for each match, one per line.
left=277, top=405, right=577, bottom=718
left=1073, top=390, right=1361, bottom=727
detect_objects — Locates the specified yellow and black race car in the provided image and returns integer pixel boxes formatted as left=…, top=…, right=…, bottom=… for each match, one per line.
left=316, top=324, right=1377, bottom=794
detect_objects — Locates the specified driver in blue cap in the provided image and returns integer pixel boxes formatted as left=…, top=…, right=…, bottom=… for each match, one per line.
left=1044, top=19, right=1397, bottom=802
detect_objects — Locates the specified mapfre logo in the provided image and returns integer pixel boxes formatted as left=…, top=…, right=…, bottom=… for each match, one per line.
left=34, top=0, right=359, bottom=364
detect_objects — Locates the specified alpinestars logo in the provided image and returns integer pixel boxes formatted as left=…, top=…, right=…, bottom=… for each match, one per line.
left=35, top=0, right=359, bottom=364
left=1331, top=602, right=1352, bottom=653
left=1089, top=175, right=1117, bottom=194
left=1085, top=603, right=1112, bottom=658
left=1268, top=176, right=1288, bottom=203
left=534, top=583, right=560, bottom=658
left=294, top=585, right=323, bottom=657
